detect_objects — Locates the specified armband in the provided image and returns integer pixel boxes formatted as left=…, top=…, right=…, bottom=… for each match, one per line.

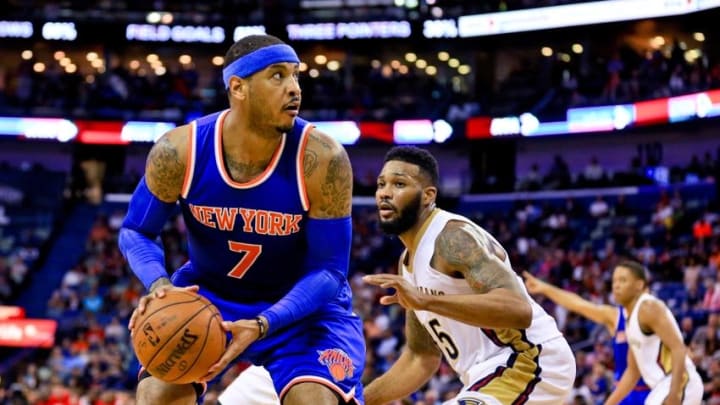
left=118, top=177, right=178, bottom=290
left=260, top=216, right=351, bottom=335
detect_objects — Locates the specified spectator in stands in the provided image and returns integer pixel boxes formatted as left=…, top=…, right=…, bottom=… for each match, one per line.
left=583, top=156, right=607, bottom=186
left=611, top=194, right=633, bottom=217
left=589, top=195, right=610, bottom=218
left=694, top=214, right=713, bottom=243
left=546, top=155, right=572, bottom=190
left=517, top=163, right=543, bottom=191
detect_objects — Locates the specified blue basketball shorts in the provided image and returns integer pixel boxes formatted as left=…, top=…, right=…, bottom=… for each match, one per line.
left=171, top=265, right=366, bottom=404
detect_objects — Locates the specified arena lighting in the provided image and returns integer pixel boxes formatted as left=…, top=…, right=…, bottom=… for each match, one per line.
left=233, top=25, right=266, bottom=41
left=125, top=23, right=225, bottom=43
left=0, top=20, right=33, bottom=38
left=422, top=19, right=458, bottom=39
left=122, top=121, right=176, bottom=143
left=73, top=121, right=176, bottom=144
left=487, top=88, right=720, bottom=138
left=458, top=0, right=720, bottom=37
left=0, top=319, right=57, bottom=348
left=432, top=119, right=453, bottom=143
left=300, top=0, right=395, bottom=7
left=668, top=94, right=700, bottom=123
left=566, top=105, right=634, bottom=133
left=0, top=306, right=25, bottom=320
left=41, top=22, right=77, bottom=41
left=286, top=20, right=411, bottom=40
left=393, top=119, right=434, bottom=144
left=0, top=117, right=77, bottom=141
left=312, top=121, right=361, bottom=145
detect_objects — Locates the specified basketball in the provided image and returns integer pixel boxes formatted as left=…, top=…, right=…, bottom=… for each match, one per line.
left=131, top=289, right=227, bottom=384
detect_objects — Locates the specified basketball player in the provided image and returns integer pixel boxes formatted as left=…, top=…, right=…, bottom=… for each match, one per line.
left=362, top=146, right=576, bottom=405
left=522, top=271, right=650, bottom=404
left=119, top=34, right=364, bottom=405
left=604, top=261, right=702, bottom=405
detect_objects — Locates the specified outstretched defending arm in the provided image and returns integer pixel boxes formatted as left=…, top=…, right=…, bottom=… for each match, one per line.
left=258, top=129, right=353, bottom=334
left=522, top=271, right=618, bottom=333
left=364, top=311, right=442, bottom=405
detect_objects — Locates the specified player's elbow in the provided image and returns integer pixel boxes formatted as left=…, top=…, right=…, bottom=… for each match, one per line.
left=514, top=302, right=533, bottom=329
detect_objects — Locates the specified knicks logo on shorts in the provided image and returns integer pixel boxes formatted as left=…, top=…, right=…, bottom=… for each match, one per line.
left=317, top=348, right=355, bottom=382
left=457, top=400, right=487, bottom=405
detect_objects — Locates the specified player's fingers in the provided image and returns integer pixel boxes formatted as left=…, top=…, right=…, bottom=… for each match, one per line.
left=202, top=340, right=243, bottom=381
left=220, top=321, right=233, bottom=332
left=379, top=280, right=401, bottom=290
left=361, top=275, right=382, bottom=285
left=181, top=285, right=200, bottom=293
left=362, top=274, right=395, bottom=284
left=128, top=310, right=138, bottom=332
left=136, top=296, right=150, bottom=314
left=379, top=295, right=398, bottom=305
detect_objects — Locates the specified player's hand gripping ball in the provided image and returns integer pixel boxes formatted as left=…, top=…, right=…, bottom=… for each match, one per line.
left=131, top=289, right=226, bottom=384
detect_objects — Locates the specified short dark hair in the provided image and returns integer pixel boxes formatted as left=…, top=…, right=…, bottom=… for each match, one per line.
left=616, top=260, right=649, bottom=286
left=384, top=146, right=439, bottom=187
left=223, top=34, right=286, bottom=69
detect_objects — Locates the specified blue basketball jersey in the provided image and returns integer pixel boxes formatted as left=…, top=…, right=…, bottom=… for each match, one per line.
left=170, top=111, right=365, bottom=402
left=614, top=305, right=650, bottom=404
left=177, top=110, right=315, bottom=302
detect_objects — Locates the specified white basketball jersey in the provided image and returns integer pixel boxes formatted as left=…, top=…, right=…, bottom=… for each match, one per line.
left=400, top=209, right=564, bottom=385
left=626, top=293, right=697, bottom=388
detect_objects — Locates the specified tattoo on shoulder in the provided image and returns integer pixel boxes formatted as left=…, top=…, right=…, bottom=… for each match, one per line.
left=309, top=132, right=332, bottom=151
left=303, top=148, right=319, bottom=178
left=435, top=222, right=519, bottom=294
left=146, top=136, right=184, bottom=201
left=317, top=149, right=352, bottom=217
left=406, top=311, right=441, bottom=356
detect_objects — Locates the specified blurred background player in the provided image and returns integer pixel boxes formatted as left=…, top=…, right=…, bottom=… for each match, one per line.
left=523, top=270, right=650, bottom=404
left=119, top=34, right=365, bottom=404
left=363, top=146, right=575, bottom=405
left=604, top=261, right=702, bottom=405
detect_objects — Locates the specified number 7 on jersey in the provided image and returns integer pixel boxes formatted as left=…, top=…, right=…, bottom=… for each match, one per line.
left=227, top=241, right=262, bottom=279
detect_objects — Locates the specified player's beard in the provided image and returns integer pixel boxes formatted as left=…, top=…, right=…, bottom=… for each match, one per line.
left=276, top=122, right=294, bottom=134
left=378, top=191, right=422, bottom=235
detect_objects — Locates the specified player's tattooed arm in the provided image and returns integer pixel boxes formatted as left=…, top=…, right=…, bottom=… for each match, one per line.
left=434, top=221, right=523, bottom=295
left=144, top=126, right=189, bottom=203
left=429, top=220, right=531, bottom=328
left=406, top=311, right=442, bottom=358
left=304, top=129, right=353, bottom=218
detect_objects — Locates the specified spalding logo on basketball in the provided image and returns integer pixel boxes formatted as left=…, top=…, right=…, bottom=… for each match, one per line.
left=131, top=290, right=226, bottom=384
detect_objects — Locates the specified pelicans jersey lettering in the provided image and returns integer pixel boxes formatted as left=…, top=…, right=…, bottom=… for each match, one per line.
left=401, top=209, right=575, bottom=405
left=613, top=306, right=650, bottom=405
left=626, top=293, right=702, bottom=404
left=169, top=110, right=365, bottom=403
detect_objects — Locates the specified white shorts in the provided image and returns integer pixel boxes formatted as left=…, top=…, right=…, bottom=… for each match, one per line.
left=447, top=337, right=576, bottom=405
left=218, top=365, right=279, bottom=405
left=644, top=368, right=702, bottom=405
